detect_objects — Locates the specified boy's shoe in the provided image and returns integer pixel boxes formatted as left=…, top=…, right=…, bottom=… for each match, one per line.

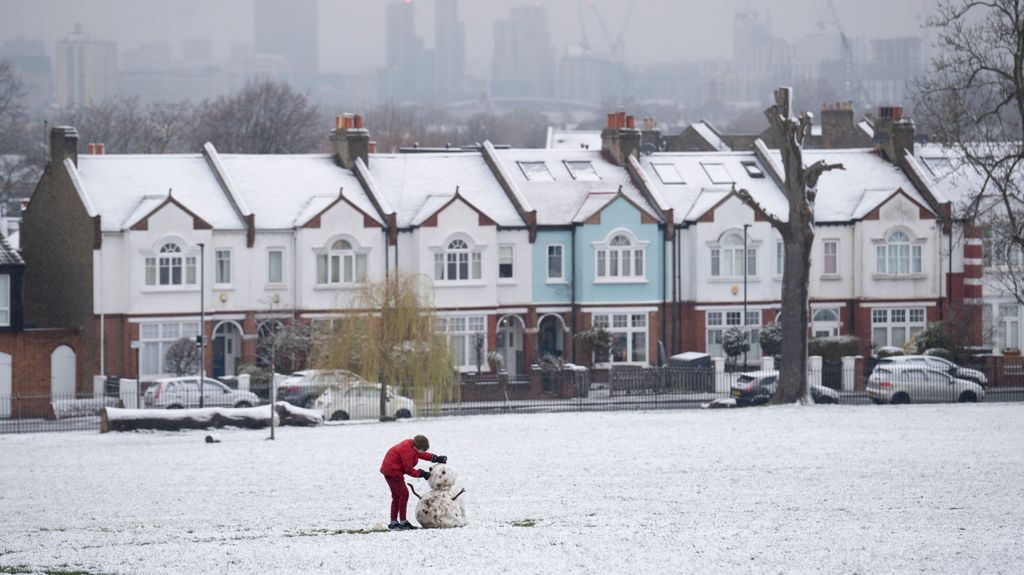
left=398, top=521, right=418, bottom=530
left=388, top=521, right=401, bottom=530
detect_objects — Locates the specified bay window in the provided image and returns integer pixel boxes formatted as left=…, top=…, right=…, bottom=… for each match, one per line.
left=593, top=313, right=648, bottom=364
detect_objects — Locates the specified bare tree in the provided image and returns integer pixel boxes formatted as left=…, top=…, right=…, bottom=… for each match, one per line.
left=165, top=337, right=200, bottom=376
left=737, top=88, right=843, bottom=404
left=915, top=0, right=1024, bottom=305
left=0, top=60, right=39, bottom=216
left=193, top=79, right=321, bottom=153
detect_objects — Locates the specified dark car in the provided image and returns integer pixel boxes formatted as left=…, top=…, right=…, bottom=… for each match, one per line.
left=730, top=370, right=840, bottom=406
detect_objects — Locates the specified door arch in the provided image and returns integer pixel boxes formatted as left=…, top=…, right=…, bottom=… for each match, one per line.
left=212, top=321, right=243, bottom=378
left=537, top=314, right=566, bottom=361
left=50, top=345, right=76, bottom=399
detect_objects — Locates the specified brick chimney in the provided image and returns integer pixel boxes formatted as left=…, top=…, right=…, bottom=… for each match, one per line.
left=640, top=117, right=662, bottom=152
left=50, top=125, right=79, bottom=167
left=820, top=101, right=855, bottom=148
left=601, top=111, right=641, bottom=166
left=331, top=113, right=370, bottom=169
left=873, top=106, right=915, bottom=163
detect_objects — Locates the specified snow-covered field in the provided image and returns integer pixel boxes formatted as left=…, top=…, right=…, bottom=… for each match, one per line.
left=2, top=404, right=1023, bottom=574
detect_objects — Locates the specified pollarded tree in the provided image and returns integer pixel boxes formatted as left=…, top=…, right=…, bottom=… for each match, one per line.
left=313, top=273, right=456, bottom=420
left=737, top=88, right=844, bottom=404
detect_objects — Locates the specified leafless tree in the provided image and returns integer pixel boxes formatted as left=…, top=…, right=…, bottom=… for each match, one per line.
left=915, top=0, right=1024, bottom=305
left=0, top=60, right=38, bottom=215
left=736, top=88, right=844, bottom=404
left=165, top=337, right=200, bottom=376
left=192, top=79, right=321, bottom=153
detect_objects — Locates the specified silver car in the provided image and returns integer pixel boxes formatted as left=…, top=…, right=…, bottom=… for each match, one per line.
left=144, top=377, right=260, bottom=409
left=313, top=383, right=416, bottom=421
left=877, top=355, right=988, bottom=387
left=866, top=364, right=985, bottom=404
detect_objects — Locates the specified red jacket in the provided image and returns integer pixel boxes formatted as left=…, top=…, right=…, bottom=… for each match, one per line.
left=380, top=439, right=433, bottom=478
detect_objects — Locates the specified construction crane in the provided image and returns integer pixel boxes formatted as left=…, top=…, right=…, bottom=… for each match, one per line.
left=589, top=0, right=634, bottom=62
left=824, top=0, right=863, bottom=104
left=577, top=1, right=592, bottom=55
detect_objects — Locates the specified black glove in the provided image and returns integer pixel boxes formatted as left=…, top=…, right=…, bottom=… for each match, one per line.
left=420, top=470, right=431, bottom=480
left=431, top=454, right=447, bottom=464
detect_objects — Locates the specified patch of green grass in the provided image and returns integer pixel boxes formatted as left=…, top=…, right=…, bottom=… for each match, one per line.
left=510, top=519, right=538, bottom=528
left=0, top=566, right=32, bottom=574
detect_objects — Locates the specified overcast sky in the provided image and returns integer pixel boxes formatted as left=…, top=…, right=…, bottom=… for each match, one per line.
left=0, top=0, right=937, bottom=75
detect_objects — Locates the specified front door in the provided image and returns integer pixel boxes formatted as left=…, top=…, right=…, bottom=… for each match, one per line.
left=213, top=323, right=241, bottom=378
left=50, top=345, right=76, bottom=399
left=538, top=316, right=564, bottom=361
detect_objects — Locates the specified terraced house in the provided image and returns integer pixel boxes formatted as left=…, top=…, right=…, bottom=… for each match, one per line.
left=21, top=107, right=984, bottom=393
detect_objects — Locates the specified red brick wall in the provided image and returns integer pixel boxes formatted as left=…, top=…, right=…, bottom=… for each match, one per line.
left=0, top=328, right=82, bottom=417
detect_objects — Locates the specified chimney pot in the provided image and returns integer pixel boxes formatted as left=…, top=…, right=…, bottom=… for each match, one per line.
left=335, top=115, right=343, bottom=130
left=607, top=113, right=615, bottom=128
left=626, top=115, right=635, bottom=129
left=97, top=143, right=104, bottom=155
left=354, top=114, right=363, bottom=129
left=87, top=143, right=95, bottom=155
left=369, top=141, right=377, bottom=154
left=617, top=111, right=626, bottom=129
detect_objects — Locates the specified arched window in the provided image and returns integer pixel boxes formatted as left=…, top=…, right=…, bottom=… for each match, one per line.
left=711, top=231, right=756, bottom=277
left=812, top=308, right=840, bottom=338
left=145, top=241, right=196, bottom=287
left=435, top=238, right=481, bottom=281
left=876, top=231, right=922, bottom=275
left=316, top=238, right=367, bottom=285
left=596, top=233, right=645, bottom=279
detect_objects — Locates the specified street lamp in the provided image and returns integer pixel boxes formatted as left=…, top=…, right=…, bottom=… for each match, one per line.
left=198, top=242, right=206, bottom=408
left=743, top=224, right=751, bottom=367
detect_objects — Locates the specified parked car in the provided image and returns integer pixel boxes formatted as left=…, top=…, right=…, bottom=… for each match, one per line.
left=144, top=377, right=260, bottom=409
left=730, top=371, right=841, bottom=406
left=313, top=383, right=417, bottom=421
left=276, top=369, right=366, bottom=408
left=866, top=364, right=985, bottom=404
left=876, top=355, right=987, bottom=387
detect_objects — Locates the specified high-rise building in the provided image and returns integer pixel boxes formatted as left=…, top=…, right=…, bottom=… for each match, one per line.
left=54, top=25, right=117, bottom=109
left=434, top=0, right=466, bottom=102
left=866, top=37, right=923, bottom=108
left=379, top=0, right=431, bottom=103
left=254, top=0, right=319, bottom=91
left=491, top=6, right=556, bottom=99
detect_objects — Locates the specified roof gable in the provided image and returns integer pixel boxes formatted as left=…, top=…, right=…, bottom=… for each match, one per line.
left=128, top=194, right=213, bottom=231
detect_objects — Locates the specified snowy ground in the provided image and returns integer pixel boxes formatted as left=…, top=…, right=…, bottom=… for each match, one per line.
left=1, top=404, right=1023, bottom=574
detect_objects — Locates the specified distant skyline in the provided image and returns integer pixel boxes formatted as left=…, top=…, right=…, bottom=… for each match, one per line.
left=0, top=0, right=937, bottom=77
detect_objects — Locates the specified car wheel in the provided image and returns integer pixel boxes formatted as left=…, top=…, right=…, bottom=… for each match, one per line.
left=395, top=409, right=412, bottom=419
left=958, top=391, right=977, bottom=403
left=816, top=396, right=836, bottom=404
left=166, top=404, right=184, bottom=410
left=301, top=396, right=316, bottom=410
left=234, top=401, right=252, bottom=408
left=890, top=392, right=910, bottom=405
left=330, top=410, right=350, bottom=421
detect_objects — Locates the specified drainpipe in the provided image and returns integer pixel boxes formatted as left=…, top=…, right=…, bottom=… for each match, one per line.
left=98, top=247, right=104, bottom=376
left=660, top=227, right=667, bottom=365
left=570, top=224, right=577, bottom=364
left=292, top=228, right=299, bottom=320
left=384, top=227, right=390, bottom=282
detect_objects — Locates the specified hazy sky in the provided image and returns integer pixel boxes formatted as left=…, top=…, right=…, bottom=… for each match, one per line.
left=0, top=0, right=937, bottom=75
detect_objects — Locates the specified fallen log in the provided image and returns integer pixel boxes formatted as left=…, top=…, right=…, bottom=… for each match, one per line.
left=274, top=401, right=324, bottom=426
left=101, top=405, right=274, bottom=433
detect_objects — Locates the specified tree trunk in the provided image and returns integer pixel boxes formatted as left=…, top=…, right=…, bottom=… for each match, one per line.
left=777, top=230, right=813, bottom=403
left=100, top=406, right=273, bottom=433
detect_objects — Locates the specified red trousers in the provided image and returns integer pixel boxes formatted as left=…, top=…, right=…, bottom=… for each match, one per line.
left=383, top=474, right=409, bottom=521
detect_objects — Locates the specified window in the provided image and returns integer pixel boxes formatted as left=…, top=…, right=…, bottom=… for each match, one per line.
left=267, top=249, right=284, bottom=284
left=0, top=274, right=9, bottom=326
left=711, top=232, right=756, bottom=277
left=214, top=249, right=232, bottom=286
left=316, top=239, right=367, bottom=285
left=871, top=307, right=926, bottom=347
left=706, top=309, right=761, bottom=360
left=565, top=161, right=600, bottom=181
left=547, top=244, right=564, bottom=281
left=518, top=161, right=554, bottom=181
left=437, top=316, right=487, bottom=370
left=145, top=242, right=197, bottom=287
left=498, top=245, right=515, bottom=280
left=741, top=161, right=765, bottom=178
left=775, top=240, right=784, bottom=276
left=434, top=239, right=482, bottom=282
left=139, top=321, right=201, bottom=376
left=823, top=240, right=838, bottom=275
left=593, top=313, right=648, bottom=363
left=875, top=231, right=922, bottom=276
left=999, top=304, right=1020, bottom=350
left=701, top=162, right=733, bottom=184
left=595, top=233, right=646, bottom=281
left=651, top=163, right=685, bottom=185
left=812, top=308, right=840, bottom=338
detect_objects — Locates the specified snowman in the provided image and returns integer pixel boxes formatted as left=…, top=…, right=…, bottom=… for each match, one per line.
left=406, top=463, right=466, bottom=528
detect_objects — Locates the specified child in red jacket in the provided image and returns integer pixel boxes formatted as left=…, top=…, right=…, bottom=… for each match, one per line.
left=380, top=434, right=447, bottom=530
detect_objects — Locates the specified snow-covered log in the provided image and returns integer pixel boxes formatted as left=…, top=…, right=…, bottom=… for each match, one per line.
left=49, top=397, right=122, bottom=420
left=100, top=406, right=275, bottom=433
left=274, top=401, right=324, bottom=426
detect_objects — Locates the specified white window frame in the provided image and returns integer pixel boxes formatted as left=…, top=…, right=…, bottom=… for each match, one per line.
left=143, top=239, right=198, bottom=290
left=874, top=230, right=923, bottom=277
left=592, top=312, right=648, bottom=365
left=871, top=307, right=926, bottom=348
left=315, top=237, right=369, bottom=287
left=811, top=308, right=841, bottom=338
left=709, top=231, right=757, bottom=279
left=498, top=244, right=515, bottom=282
left=266, top=248, right=285, bottom=286
left=651, top=163, right=685, bottom=185
left=214, top=248, right=232, bottom=288
left=547, top=244, right=565, bottom=283
left=0, top=274, right=9, bottom=326
left=433, top=237, right=483, bottom=283
left=139, top=321, right=201, bottom=377
left=518, top=161, right=554, bottom=181
left=706, top=309, right=762, bottom=361
left=775, top=240, right=784, bottom=277
left=564, top=160, right=601, bottom=181
left=437, top=315, right=488, bottom=372
left=823, top=239, right=839, bottom=276
left=594, top=229, right=648, bottom=283
left=998, top=303, right=1020, bottom=351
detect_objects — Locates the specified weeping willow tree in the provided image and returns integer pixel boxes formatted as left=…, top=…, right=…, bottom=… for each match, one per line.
left=313, top=273, right=457, bottom=420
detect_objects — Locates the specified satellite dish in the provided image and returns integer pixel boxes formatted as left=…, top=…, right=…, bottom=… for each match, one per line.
left=640, top=143, right=657, bottom=156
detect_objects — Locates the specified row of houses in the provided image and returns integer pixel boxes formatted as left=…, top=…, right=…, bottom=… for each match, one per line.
left=14, top=105, right=994, bottom=392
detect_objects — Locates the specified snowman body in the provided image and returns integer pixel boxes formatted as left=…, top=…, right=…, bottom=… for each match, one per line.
left=415, top=464, right=466, bottom=528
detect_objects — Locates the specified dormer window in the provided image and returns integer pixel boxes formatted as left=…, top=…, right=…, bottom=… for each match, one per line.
left=145, top=241, right=197, bottom=287
left=435, top=238, right=482, bottom=282
left=518, top=161, right=554, bottom=181
left=565, top=161, right=600, bottom=181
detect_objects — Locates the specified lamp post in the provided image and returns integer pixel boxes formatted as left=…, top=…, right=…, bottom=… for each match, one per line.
left=743, top=224, right=751, bottom=367
left=198, top=242, right=206, bottom=408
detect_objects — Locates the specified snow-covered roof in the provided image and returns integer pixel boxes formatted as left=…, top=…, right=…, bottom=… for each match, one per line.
left=545, top=128, right=602, bottom=150
left=366, top=153, right=525, bottom=228
left=913, top=143, right=1001, bottom=218
left=0, top=233, right=23, bottom=265
left=74, top=155, right=244, bottom=231
left=216, top=155, right=383, bottom=229
left=692, top=122, right=731, bottom=152
left=492, top=149, right=659, bottom=226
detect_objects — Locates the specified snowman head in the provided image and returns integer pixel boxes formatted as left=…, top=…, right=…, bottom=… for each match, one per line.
left=427, top=463, right=457, bottom=491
